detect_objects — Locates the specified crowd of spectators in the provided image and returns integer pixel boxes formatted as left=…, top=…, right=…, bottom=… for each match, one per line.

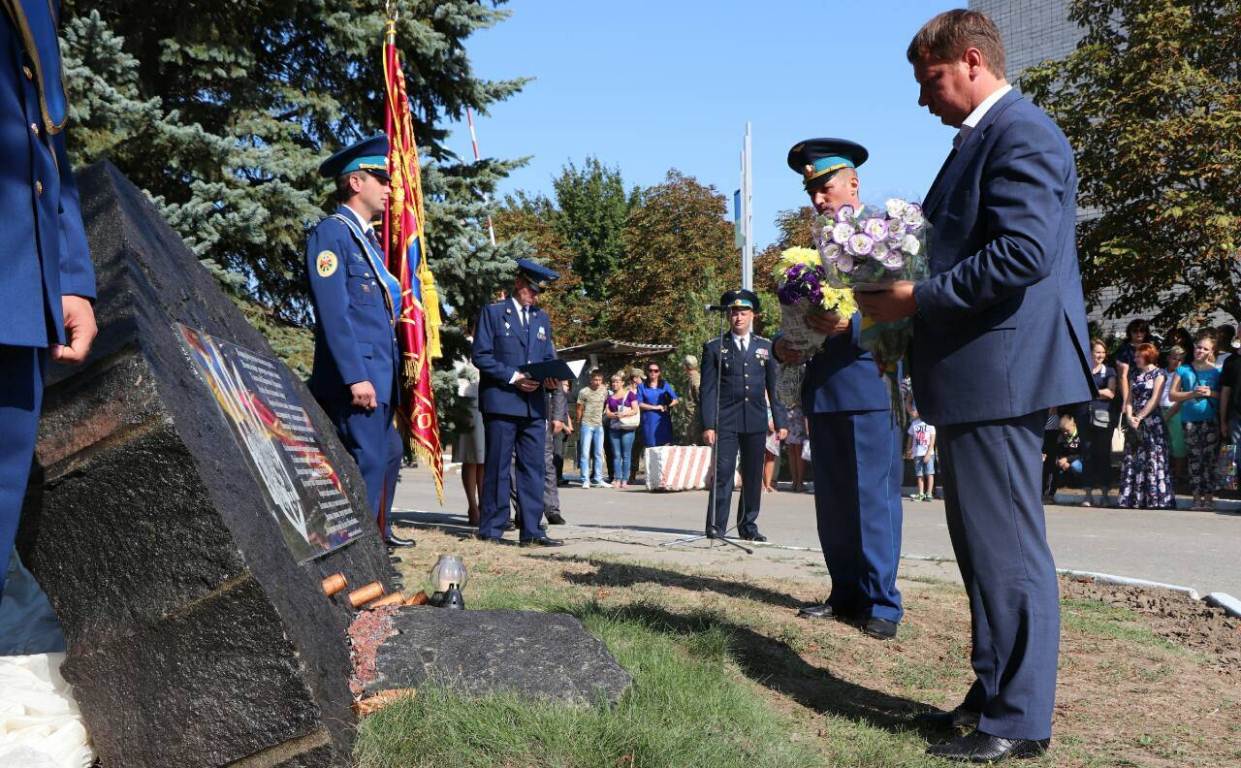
left=455, top=317, right=1239, bottom=509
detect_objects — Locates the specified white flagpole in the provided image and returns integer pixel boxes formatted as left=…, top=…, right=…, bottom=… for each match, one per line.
left=741, top=122, right=753, bottom=290
left=466, top=107, right=497, bottom=247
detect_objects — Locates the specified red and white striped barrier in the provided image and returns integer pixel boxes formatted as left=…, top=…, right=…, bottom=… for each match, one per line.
left=644, top=445, right=740, bottom=491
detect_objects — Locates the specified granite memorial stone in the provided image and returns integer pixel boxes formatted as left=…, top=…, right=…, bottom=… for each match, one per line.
left=17, top=162, right=397, bottom=767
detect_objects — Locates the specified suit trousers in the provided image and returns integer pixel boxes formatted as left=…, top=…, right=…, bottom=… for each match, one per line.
left=808, top=410, right=904, bottom=623
left=706, top=429, right=765, bottom=537
left=482, top=414, right=545, bottom=541
left=939, top=410, right=1059, bottom=741
left=0, top=346, right=46, bottom=602
left=328, top=400, right=402, bottom=538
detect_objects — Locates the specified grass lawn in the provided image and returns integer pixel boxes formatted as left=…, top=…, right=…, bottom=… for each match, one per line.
left=354, top=529, right=1240, bottom=768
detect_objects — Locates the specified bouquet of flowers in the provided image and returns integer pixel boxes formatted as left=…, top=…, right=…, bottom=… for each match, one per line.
left=772, top=246, right=857, bottom=404
left=812, top=199, right=930, bottom=372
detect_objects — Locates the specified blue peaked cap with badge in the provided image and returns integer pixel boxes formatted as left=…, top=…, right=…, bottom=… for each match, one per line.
left=787, top=138, right=868, bottom=191
left=319, top=134, right=390, bottom=180
left=721, top=289, right=761, bottom=313
left=516, top=259, right=559, bottom=293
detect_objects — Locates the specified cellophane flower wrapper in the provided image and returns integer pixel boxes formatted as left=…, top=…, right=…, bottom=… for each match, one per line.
left=811, top=200, right=930, bottom=372
left=773, top=247, right=858, bottom=407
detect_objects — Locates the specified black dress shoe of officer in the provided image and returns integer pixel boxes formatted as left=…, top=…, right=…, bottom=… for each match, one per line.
left=863, top=617, right=899, bottom=640
left=503, top=520, right=517, bottom=531
left=519, top=536, right=564, bottom=548
left=384, top=533, right=416, bottom=548
left=916, top=706, right=981, bottom=732
left=474, top=533, right=503, bottom=544
left=797, top=603, right=840, bottom=619
left=927, top=730, right=1049, bottom=762
left=546, top=512, right=566, bottom=525
left=741, top=531, right=768, bottom=542
left=705, top=527, right=721, bottom=539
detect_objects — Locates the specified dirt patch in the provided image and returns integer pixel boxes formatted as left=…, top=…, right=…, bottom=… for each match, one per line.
left=1062, top=577, right=1241, bottom=673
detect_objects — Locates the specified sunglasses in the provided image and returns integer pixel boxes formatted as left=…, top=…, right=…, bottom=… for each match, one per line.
left=647, top=368, right=660, bottom=373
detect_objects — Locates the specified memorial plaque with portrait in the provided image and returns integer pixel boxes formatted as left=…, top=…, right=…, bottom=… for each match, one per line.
left=177, top=323, right=366, bottom=561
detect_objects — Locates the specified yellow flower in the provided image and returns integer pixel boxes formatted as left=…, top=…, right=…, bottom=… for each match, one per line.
left=820, top=286, right=857, bottom=317
left=774, top=246, right=821, bottom=279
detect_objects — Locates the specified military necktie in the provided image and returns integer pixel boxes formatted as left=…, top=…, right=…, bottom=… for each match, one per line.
left=522, top=306, right=530, bottom=327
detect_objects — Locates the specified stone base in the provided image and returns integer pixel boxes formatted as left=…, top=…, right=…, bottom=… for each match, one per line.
left=368, top=608, right=631, bottom=706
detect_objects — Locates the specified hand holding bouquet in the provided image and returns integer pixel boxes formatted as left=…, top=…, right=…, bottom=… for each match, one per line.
left=773, top=247, right=856, bottom=404
left=812, top=200, right=930, bottom=372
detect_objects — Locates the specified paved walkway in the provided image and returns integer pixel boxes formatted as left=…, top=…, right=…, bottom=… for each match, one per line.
left=393, top=466, right=1241, bottom=598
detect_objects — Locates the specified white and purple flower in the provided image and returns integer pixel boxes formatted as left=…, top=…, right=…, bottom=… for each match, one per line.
left=846, top=233, right=875, bottom=257
left=862, top=217, right=889, bottom=240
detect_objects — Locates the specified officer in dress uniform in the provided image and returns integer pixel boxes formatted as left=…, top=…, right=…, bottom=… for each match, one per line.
left=472, top=260, right=564, bottom=547
left=700, top=290, right=786, bottom=542
left=774, top=138, right=904, bottom=640
left=305, top=134, right=411, bottom=548
left=0, top=0, right=97, bottom=603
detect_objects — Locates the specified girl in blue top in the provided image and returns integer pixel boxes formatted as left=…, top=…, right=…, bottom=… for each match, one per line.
left=1170, top=329, right=1222, bottom=509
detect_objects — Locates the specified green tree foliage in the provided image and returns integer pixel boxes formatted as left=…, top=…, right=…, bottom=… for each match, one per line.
left=606, top=171, right=739, bottom=424
left=551, top=157, right=633, bottom=301
left=1022, top=0, right=1241, bottom=326
left=492, top=192, right=602, bottom=348
left=60, top=0, right=529, bottom=324
left=753, top=207, right=816, bottom=294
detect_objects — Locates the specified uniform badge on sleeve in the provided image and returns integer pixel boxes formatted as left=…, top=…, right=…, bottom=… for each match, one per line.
left=316, top=250, right=338, bottom=278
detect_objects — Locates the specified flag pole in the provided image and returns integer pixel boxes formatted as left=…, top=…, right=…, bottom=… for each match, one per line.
left=465, top=107, right=497, bottom=247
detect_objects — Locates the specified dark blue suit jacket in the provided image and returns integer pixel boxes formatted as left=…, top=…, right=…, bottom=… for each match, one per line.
left=1, top=1, right=95, bottom=347
left=801, top=312, right=892, bottom=414
left=701, top=334, right=787, bottom=433
left=305, top=208, right=399, bottom=406
left=912, top=90, right=1092, bottom=426
left=472, top=300, right=557, bottom=419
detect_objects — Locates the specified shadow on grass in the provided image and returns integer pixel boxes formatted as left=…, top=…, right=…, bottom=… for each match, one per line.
left=563, top=598, right=930, bottom=737
left=556, top=555, right=805, bottom=610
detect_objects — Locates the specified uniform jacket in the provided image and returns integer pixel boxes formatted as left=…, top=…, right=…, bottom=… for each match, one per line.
left=800, top=312, right=892, bottom=414
left=912, top=89, right=1092, bottom=426
left=472, top=299, right=557, bottom=419
left=1, top=0, right=95, bottom=347
left=701, top=333, right=787, bottom=434
left=305, top=206, right=399, bottom=406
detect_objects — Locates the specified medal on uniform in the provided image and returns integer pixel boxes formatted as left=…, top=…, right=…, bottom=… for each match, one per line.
left=537, top=326, right=546, bottom=341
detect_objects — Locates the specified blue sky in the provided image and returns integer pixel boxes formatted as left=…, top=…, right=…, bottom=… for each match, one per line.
left=446, top=0, right=961, bottom=248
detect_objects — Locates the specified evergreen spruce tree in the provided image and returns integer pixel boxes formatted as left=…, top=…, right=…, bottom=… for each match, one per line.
left=59, top=1, right=534, bottom=434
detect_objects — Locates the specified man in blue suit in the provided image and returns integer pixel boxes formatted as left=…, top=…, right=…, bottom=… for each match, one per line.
left=701, top=290, right=786, bottom=543
left=305, top=135, right=411, bottom=548
left=1, top=1, right=97, bottom=603
left=775, top=139, right=904, bottom=641
left=858, top=10, right=1093, bottom=762
left=472, top=260, right=564, bottom=547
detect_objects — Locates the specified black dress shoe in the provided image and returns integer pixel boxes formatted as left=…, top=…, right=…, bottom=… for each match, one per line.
left=741, top=532, right=768, bottom=542
left=384, top=533, right=416, bottom=548
left=503, top=520, right=517, bottom=531
left=862, top=617, right=899, bottom=640
left=927, top=730, right=1049, bottom=762
left=519, top=536, right=564, bottom=548
left=797, top=602, right=839, bottom=619
left=704, top=527, right=721, bottom=539
left=546, top=512, right=566, bottom=525
left=474, top=534, right=503, bottom=544
left=916, top=706, right=981, bottom=732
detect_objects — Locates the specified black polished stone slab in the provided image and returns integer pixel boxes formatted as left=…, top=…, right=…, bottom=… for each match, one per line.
left=18, top=161, right=398, bottom=767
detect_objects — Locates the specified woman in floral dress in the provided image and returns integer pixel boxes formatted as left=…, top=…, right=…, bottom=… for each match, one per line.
left=1116, top=343, right=1175, bottom=509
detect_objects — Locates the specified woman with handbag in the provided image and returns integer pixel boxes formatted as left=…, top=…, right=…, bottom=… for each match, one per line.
left=1082, top=339, right=1118, bottom=506
left=1116, top=343, right=1175, bottom=509
left=605, top=373, right=640, bottom=488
